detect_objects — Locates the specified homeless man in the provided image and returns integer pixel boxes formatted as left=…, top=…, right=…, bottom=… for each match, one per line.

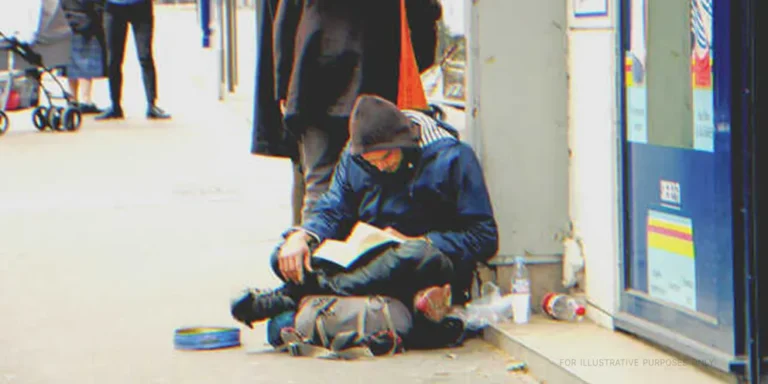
left=231, top=95, right=498, bottom=346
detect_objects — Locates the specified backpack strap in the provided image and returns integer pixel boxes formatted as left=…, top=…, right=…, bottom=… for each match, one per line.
left=277, top=328, right=374, bottom=360
left=315, top=316, right=331, bottom=348
left=305, top=297, right=337, bottom=347
left=356, top=297, right=370, bottom=344
left=380, top=298, right=401, bottom=356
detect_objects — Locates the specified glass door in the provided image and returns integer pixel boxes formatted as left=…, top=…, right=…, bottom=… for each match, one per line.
left=617, top=0, right=739, bottom=368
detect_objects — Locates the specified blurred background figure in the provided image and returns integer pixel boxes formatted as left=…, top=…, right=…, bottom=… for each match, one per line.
left=97, top=0, right=171, bottom=120
left=251, top=0, right=304, bottom=226
left=61, top=0, right=107, bottom=114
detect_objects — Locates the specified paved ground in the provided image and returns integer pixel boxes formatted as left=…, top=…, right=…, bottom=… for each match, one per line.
left=0, top=5, right=535, bottom=384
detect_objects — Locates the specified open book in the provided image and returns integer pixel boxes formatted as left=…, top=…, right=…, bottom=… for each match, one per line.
left=312, top=222, right=404, bottom=268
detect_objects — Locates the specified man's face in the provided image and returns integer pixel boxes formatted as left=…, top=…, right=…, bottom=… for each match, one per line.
left=361, top=148, right=404, bottom=173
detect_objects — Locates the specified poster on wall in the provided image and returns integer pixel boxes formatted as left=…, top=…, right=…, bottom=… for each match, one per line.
left=625, top=0, right=647, bottom=144
left=691, top=0, right=715, bottom=152
left=646, top=210, right=697, bottom=311
left=573, top=0, right=608, bottom=17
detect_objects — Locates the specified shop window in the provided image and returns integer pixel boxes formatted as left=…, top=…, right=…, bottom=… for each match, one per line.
left=625, top=0, right=714, bottom=152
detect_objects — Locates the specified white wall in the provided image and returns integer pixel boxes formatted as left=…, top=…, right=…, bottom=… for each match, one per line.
left=467, top=0, right=569, bottom=260
left=566, top=1, right=621, bottom=328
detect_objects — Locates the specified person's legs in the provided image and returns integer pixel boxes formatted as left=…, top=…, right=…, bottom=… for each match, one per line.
left=96, top=3, right=128, bottom=119
left=297, top=117, right=349, bottom=219
left=67, top=78, right=80, bottom=103
left=232, top=240, right=454, bottom=326
left=313, top=240, right=454, bottom=300
left=129, top=0, right=170, bottom=119
left=80, top=79, right=93, bottom=104
left=291, top=161, right=305, bottom=226
left=74, top=78, right=102, bottom=113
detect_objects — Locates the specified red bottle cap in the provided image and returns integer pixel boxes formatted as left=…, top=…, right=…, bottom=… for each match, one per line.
left=575, top=306, right=586, bottom=316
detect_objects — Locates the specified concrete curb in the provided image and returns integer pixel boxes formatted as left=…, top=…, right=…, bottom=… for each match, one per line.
left=483, top=323, right=587, bottom=384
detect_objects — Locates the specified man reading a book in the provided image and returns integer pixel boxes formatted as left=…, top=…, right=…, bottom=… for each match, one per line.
left=231, top=94, right=498, bottom=345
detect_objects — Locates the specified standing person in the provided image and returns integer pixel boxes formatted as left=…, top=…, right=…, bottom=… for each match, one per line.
left=251, top=0, right=304, bottom=226
left=273, top=0, right=442, bottom=221
left=61, top=0, right=107, bottom=114
left=96, top=0, right=171, bottom=120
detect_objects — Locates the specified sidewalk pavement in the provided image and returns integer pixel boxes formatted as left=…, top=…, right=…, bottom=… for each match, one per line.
left=0, top=5, right=537, bottom=384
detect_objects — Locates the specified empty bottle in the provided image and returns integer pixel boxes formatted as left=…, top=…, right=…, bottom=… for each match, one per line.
left=464, top=282, right=504, bottom=331
left=542, top=293, right=586, bottom=321
left=510, top=256, right=531, bottom=324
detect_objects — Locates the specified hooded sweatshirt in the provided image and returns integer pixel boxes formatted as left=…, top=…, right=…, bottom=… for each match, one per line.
left=299, top=95, right=499, bottom=294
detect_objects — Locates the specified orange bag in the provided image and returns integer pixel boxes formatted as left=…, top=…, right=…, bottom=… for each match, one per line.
left=396, top=0, right=429, bottom=111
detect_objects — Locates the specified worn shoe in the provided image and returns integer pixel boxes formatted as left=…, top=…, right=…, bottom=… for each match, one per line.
left=95, top=107, right=124, bottom=120
left=230, top=287, right=297, bottom=328
left=414, top=284, right=452, bottom=323
left=147, top=105, right=171, bottom=119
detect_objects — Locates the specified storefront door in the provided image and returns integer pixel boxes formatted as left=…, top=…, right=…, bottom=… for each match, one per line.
left=616, top=0, right=740, bottom=372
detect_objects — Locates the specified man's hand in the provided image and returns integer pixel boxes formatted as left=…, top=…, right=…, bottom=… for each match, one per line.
left=384, top=227, right=425, bottom=242
left=278, top=230, right=313, bottom=284
left=279, top=99, right=287, bottom=115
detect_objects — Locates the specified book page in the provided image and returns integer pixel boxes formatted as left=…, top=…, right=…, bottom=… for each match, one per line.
left=311, top=222, right=404, bottom=268
left=346, top=222, right=403, bottom=255
left=312, top=239, right=357, bottom=268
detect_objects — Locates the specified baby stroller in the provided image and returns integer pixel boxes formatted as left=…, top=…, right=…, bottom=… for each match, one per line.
left=0, top=0, right=82, bottom=136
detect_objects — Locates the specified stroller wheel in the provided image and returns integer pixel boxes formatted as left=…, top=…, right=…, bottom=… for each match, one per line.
left=0, top=110, right=8, bottom=135
left=48, top=107, right=65, bottom=131
left=62, top=108, right=82, bottom=131
left=32, top=106, right=48, bottom=131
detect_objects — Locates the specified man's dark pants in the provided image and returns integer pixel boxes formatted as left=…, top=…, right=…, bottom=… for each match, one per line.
left=267, top=240, right=460, bottom=348
left=104, top=0, right=158, bottom=108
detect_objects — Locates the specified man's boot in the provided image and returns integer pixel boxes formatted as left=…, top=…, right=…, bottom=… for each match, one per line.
left=230, top=286, right=299, bottom=328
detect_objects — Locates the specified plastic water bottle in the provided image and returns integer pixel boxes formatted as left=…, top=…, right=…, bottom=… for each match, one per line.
left=510, top=256, right=531, bottom=324
left=542, top=293, right=586, bottom=321
left=464, top=282, right=503, bottom=331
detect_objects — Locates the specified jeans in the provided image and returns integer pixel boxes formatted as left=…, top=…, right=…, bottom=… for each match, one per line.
left=104, top=0, right=157, bottom=107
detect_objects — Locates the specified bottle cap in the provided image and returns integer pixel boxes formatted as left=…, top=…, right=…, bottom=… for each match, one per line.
left=575, top=306, right=586, bottom=316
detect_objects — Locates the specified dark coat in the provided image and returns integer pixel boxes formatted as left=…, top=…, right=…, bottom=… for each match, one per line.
left=61, top=0, right=106, bottom=39
left=250, top=0, right=299, bottom=159
left=274, top=0, right=441, bottom=124
left=300, top=117, right=499, bottom=301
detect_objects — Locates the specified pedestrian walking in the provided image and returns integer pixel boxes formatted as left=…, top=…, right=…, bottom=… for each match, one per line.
left=61, top=0, right=108, bottom=114
left=96, top=0, right=171, bottom=120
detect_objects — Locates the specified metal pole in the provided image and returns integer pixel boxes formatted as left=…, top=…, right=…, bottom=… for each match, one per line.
left=232, top=0, right=239, bottom=87
left=743, top=0, right=761, bottom=381
left=217, top=0, right=226, bottom=100
left=226, top=0, right=236, bottom=93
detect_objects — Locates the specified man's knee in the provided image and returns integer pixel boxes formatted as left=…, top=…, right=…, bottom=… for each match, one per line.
left=389, top=240, right=455, bottom=280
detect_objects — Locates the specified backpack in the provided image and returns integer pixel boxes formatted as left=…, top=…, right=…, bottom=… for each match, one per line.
left=276, top=295, right=413, bottom=360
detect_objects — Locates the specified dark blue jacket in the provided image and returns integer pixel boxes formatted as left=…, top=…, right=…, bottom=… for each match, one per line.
left=301, top=115, right=498, bottom=279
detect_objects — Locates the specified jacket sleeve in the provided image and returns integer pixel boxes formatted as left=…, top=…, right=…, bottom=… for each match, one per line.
left=425, top=144, right=499, bottom=264
left=273, top=0, right=302, bottom=102
left=300, top=152, right=359, bottom=242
